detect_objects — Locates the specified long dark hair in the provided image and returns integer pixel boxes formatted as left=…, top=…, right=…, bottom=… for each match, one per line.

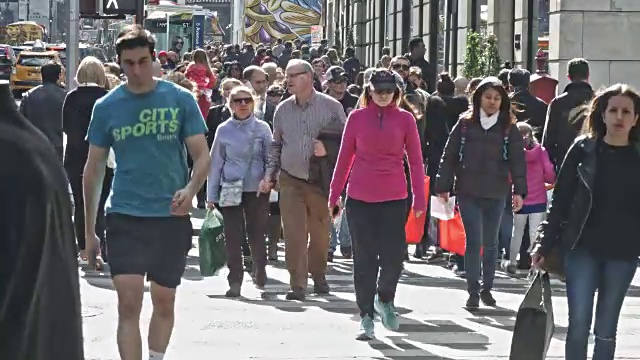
left=582, top=83, right=640, bottom=142
left=462, top=77, right=515, bottom=130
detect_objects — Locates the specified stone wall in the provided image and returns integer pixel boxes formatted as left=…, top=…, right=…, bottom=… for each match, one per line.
left=548, top=0, right=640, bottom=92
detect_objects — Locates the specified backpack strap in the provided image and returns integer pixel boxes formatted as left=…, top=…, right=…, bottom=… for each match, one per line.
left=458, top=120, right=467, bottom=163
left=502, top=125, right=510, bottom=161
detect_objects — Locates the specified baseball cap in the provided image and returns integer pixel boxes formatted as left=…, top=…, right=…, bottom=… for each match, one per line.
left=368, top=68, right=403, bottom=92
left=325, top=66, right=348, bottom=82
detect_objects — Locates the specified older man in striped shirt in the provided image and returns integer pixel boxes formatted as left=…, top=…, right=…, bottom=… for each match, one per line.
left=260, top=59, right=347, bottom=301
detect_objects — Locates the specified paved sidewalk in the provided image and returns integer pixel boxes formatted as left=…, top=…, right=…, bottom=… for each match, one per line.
left=80, top=211, right=640, bottom=359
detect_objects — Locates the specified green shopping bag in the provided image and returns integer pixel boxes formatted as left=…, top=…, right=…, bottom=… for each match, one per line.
left=198, top=209, right=226, bottom=277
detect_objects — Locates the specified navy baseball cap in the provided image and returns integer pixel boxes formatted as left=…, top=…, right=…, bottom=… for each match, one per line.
left=369, top=68, right=403, bottom=91
left=326, top=66, right=348, bottom=82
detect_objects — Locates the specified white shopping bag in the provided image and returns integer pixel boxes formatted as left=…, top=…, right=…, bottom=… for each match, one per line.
left=269, top=190, right=279, bottom=203
left=107, top=148, right=116, bottom=169
left=430, top=195, right=456, bottom=220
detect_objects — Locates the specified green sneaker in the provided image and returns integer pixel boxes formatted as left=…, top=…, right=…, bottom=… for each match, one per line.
left=374, top=294, right=399, bottom=331
left=356, top=315, right=375, bottom=341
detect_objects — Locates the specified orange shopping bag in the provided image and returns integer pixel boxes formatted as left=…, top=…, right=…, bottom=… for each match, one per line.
left=439, top=209, right=466, bottom=256
left=405, top=175, right=430, bottom=244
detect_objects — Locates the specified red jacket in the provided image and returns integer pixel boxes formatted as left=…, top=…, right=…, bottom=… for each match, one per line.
left=329, top=103, right=426, bottom=211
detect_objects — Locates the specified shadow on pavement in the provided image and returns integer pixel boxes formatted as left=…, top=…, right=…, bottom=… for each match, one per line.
left=202, top=254, right=504, bottom=359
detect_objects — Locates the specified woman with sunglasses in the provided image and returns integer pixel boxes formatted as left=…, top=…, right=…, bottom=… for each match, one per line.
left=329, top=69, right=426, bottom=340
left=207, top=86, right=273, bottom=297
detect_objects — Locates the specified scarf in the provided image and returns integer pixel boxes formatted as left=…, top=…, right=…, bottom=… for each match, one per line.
left=480, top=108, right=499, bottom=130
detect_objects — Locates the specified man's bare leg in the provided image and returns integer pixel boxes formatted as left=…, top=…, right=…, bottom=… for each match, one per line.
left=113, top=274, right=145, bottom=360
left=148, top=281, right=177, bottom=357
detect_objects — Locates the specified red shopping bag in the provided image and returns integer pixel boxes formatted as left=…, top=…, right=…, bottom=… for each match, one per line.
left=439, top=209, right=466, bottom=256
left=405, top=175, right=430, bottom=244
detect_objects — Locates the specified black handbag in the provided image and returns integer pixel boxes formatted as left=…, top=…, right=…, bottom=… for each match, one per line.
left=509, top=271, right=555, bottom=360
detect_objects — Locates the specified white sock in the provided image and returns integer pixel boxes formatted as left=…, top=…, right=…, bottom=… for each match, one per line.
left=149, top=350, right=165, bottom=360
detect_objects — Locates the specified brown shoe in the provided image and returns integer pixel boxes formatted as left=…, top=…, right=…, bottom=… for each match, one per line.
left=285, top=287, right=306, bottom=301
left=313, top=276, right=331, bottom=295
left=225, top=283, right=242, bottom=298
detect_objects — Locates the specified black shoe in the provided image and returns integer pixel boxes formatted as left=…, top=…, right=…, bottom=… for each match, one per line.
left=225, top=283, right=242, bottom=298
left=340, top=245, right=352, bottom=259
left=480, top=290, right=497, bottom=306
left=313, top=276, right=331, bottom=295
left=285, top=287, right=306, bottom=301
left=413, top=244, right=424, bottom=259
left=465, top=293, right=480, bottom=309
left=327, top=251, right=334, bottom=263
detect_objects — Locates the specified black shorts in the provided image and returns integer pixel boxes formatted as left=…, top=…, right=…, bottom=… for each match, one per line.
left=105, top=213, right=192, bottom=289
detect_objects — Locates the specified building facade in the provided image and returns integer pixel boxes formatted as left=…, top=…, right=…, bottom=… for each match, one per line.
left=329, top=0, right=488, bottom=79
left=331, top=0, right=640, bottom=93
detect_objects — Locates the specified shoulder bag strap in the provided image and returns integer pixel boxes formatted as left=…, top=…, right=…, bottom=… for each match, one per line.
left=241, top=121, right=258, bottom=179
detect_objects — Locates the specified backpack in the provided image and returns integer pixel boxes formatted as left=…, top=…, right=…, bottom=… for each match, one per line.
left=458, top=119, right=510, bottom=162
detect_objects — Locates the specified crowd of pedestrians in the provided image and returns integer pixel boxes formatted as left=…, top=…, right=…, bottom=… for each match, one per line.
left=7, top=23, right=640, bottom=360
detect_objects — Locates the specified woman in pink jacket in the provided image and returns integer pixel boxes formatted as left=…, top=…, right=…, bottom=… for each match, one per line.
left=504, top=122, right=556, bottom=274
left=329, top=69, right=426, bottom=341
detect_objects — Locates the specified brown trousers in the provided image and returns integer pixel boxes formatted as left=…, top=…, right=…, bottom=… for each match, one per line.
left=279, top=171, right=330, bottom=289
left=219, top=192, right=269, bottom=284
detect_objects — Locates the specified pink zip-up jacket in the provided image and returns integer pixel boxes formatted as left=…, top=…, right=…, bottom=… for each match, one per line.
left=523, top=144, right=556, bottom=205
left=329, top=103, right=427, bottom=211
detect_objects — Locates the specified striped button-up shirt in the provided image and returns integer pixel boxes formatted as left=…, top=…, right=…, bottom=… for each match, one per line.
left=266, top=90, right=347, bottom=181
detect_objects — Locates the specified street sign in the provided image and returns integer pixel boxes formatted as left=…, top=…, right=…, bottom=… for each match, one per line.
left=103, top=0, right=137, bottom=15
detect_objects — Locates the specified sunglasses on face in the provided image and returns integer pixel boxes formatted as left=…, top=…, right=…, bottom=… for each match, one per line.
left=330, top=78, right=347, bottom=84
left=267, top=91, right=283, bottom=97
left=232, top=97, right=254, bottom=105
left=373, top=89, right=395, bottom=95
left=392, top=64, right=410, bottom=71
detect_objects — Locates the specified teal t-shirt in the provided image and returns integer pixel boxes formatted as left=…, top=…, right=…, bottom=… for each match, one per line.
left=87, top=80, right=208, bottom=217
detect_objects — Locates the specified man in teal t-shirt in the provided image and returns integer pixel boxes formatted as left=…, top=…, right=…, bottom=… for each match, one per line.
left=83, top=25, right=210, bottom=360
left=88, top=79, right=206, bottom=217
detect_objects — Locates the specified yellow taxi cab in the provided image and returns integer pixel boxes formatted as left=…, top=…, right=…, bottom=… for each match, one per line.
left=10, top=47, right=61, bottom=93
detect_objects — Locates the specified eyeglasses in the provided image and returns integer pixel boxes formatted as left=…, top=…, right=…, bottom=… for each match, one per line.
left=285, top=71, right=307, bottom=79
left=392, top=64, right=410, bottom=71
left=232, top=97, right=254, bottom=105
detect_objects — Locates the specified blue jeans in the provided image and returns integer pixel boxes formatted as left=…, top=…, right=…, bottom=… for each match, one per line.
left=565, top=248, right=637, bottom=360
left=330, top=211, right=352, bottom=252
left=458, top=196, right=504, bottom=294
left=499, top=195, right=513, bottom=260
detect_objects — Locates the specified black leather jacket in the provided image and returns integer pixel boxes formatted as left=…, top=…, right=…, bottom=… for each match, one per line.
left=534, top=135, right=596, bottom=256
